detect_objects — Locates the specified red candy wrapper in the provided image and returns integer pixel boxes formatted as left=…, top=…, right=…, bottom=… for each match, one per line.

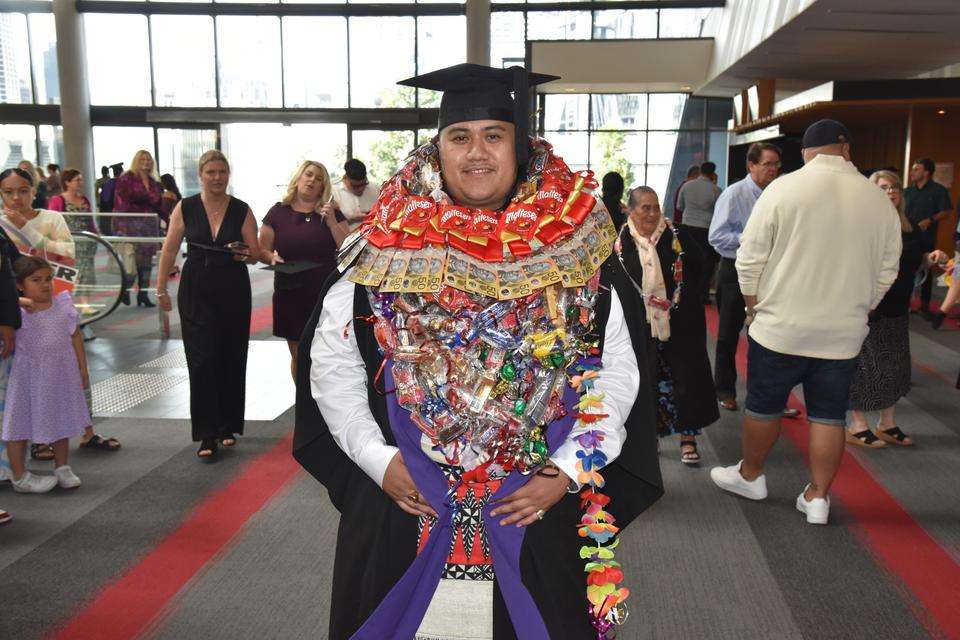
left=534, top=181, right=567, bottom=217
left=401, top=196, right=437, bottom=227
left=437, top=205, right=473, bottom=234
left=501, top=203, right=542, bottom=241
left=470, top=209, right=501, bottom=238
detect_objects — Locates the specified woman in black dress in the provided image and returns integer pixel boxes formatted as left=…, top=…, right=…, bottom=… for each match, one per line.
left=616, top=186, right=719, bottom=464
left=156, top=150, right=261, bottom=459
left=846, top=170, right=947, bottom=449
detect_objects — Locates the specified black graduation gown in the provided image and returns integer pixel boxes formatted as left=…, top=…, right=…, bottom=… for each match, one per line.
left=293, top=264, right=663, bottom=640
left=617, top=225, right=720, bottom=432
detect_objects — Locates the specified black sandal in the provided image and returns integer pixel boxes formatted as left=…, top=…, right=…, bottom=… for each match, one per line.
left=197, top=439, right=219, bottom=459
left=220, top=433, right=237, bottom=447
left=79, top=434, right=121, bottom=451
left=30, top=443, right=55, bottom=461
left=845, top=429, right=885, bottom=449
left=680, top=440, right=701, bottom=465
left=875, top=426, right=913, bottom=446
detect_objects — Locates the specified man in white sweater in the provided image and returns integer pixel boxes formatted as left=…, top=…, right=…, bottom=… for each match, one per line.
left=710, top=120, right=901, bottom=525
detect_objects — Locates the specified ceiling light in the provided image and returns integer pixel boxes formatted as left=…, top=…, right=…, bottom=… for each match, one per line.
left=681, top=85, right=692, bottom=91
left=938, top=109, right=946, bottom=115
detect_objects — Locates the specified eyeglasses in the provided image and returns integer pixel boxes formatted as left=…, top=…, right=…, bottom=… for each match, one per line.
left=756, top=161, right=782, bottom=169
left=878, top=184, right=902, bottom=192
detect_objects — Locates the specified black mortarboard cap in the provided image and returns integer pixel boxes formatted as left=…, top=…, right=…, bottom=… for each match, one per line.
left=399, top=64, right=559, bottom=174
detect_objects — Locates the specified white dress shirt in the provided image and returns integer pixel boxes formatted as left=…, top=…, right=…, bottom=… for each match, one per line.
left=310, top=271, right=639, bottom=488
left=331, top=182, right=380, bottom=231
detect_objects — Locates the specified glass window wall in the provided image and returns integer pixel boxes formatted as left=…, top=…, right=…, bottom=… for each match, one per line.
left=151, top=15, right=216, bottom=107
left=349, top=17, right=415, bottom=108
left=0, top=13, right=33, bottom=104
left=282, top=17, right=349, bottom=108
left=29, top=14, right=59, bottom=105
left=217, top=16, right=283, bottom=108
left=85, top=14, right=152, bottom=106
left=543, top=93, right=726, bottom=205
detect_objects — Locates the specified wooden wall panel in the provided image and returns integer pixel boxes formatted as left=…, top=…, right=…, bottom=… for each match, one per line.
left=907, top=106, right=960, bottom=251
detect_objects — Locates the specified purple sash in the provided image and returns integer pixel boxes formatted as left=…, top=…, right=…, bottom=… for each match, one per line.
left=350, top=364, right=581, bottom=639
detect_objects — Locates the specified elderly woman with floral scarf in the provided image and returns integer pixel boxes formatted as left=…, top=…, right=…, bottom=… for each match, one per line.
left=615, top=186, right=719, bottom=464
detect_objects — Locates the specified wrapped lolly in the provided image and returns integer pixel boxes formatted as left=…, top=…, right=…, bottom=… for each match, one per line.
left=373, top=317, right=398, bottom=355
left=468, top=373, right=497, bottom=414
left=479, top=326, right=520, bottom=351
left=394, top=361, right=426, bottom=408
left=394, top=328, right=421, bottom=362
left=525, top=368, right=563, bottom=426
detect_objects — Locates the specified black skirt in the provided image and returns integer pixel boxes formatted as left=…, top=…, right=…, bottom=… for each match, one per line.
left=848, top=314, right=911, bottom=411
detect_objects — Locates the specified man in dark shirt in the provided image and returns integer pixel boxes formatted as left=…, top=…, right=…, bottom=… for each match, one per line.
left=904, top=158, right=953, bottom=315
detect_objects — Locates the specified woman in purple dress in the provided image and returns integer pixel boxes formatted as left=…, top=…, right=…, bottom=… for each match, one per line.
left=258, top=161, right=350, bottom=378
left=114, top=150, right=163, bottom=307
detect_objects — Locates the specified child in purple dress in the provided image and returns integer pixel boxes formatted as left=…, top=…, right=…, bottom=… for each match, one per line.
left=1, top=257, right=89, bottom=493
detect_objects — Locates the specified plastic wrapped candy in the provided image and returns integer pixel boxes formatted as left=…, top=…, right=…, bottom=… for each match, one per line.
left=394, top=361, right=426, bottom=408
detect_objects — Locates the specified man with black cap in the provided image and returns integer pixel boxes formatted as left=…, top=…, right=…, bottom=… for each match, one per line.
left=710, top=119, right=901, bottom=526
left=331, top=158, right=380, bottom=231
left=293, top=64, right=661, bottom=639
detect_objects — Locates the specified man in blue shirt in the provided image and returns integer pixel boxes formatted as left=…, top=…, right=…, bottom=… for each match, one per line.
left=708, top=142, right=784, bottom=411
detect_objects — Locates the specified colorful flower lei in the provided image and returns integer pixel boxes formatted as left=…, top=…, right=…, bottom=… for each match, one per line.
left=570, top=359, right=629, bottom=638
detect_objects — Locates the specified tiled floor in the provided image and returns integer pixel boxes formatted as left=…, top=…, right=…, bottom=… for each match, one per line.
left=87, top=339, right=295, bottom=421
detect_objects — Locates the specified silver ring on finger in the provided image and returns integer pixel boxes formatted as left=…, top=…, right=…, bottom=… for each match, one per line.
left=536, top=509, right=545, bottom=520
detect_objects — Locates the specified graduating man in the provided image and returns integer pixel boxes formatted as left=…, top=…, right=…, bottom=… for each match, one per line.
left=294, top=64, right=662, bottom=640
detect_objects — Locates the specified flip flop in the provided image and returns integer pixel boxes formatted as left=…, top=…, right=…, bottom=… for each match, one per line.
left=845, top=429, right=886, bottom=449
left=79, top=434, right=121, bottom=451
left=875, top=426, right=913, bottom=446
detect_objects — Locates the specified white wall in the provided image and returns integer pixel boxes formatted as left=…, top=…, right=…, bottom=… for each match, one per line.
left=530, top=39, right=714, bottom=93
left=704, top=0, right=819, bottom=86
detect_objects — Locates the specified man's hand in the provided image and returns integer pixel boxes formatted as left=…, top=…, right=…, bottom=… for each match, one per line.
left=928, top=250, right=949, bottom=266
left=0, top=325, right=15, bottom=358
left=918, top=218, right=932, bottom=231
left=489, top=469, right=570, bottom=527
left=383, top=452, right=438, bottom=518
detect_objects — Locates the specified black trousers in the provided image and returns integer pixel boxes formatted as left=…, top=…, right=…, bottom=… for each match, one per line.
left=679, top=224, right=719, bottom=299
left=178, top=261, right=251, bottom=441
left=714, top=257, right=745, bottom=400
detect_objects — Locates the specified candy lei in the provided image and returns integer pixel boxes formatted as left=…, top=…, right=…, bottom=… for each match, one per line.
left=613, top=220, right=685, bottom=311
left=367, top=275, right=630, bottom=638
left=353, top=131, right=630, bottom=637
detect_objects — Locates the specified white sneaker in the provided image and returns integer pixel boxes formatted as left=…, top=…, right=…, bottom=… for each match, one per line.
left=710, top=460, right=768, bottom=500
left=54, top=466, right=81, bottom=490
left=11, top=471, right=58, bottom=494
left=796, top=485, right=830, bottom=525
